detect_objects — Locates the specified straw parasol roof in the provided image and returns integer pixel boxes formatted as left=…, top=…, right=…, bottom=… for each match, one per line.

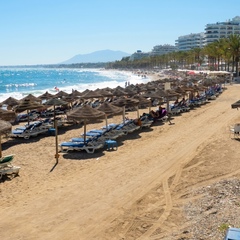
left=81, top=90, right=103, bottom=99
left=96, top=102, right=123, bottom=116
left=68, top=90, right=83, bottom=99
left=0, top=119, right=12, bottom=134
left=15, top=99, right=44, bottom=113
left=95, top=89, right=113, bottom=98
left=38, top=91, right=55, bottom=100
left=96, top=102, right=123, bottom=129
left=132, top=95, right=151, bottom=106
left=67, top=105, right=105, bottom=121
left=0, top=109, right=17, bottom=122
left=67, top=105, right=105, bottom=144
left=174, top=87, right=187, bottom=95
left=14, top=99, right=44, bottom=125
left=124, top=88, right=138, bottom=97
left=0, top=120, right=12, bottom=158
left=1, top=97, right=19, bottom=107
left=111, top=88, right=128, bottom=97
left=111, top=97, right=139, bottom=107
left=21, top=94, right=41, bottom=103
left=54, top=90, right=69, bottom=99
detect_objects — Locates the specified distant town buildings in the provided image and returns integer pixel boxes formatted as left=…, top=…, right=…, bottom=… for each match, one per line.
left=129, top=50, right=150, bottom=61
left=129, top=16, right=240, bottom=60
left=130, top=45, right=176, bottom=61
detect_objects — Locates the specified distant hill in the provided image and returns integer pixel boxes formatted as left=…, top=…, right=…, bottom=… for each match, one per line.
left=60, top=49, right=131, bottom=64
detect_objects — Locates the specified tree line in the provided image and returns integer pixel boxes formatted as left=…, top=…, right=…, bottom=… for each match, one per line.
left=106, top=34, right=240, bottom=77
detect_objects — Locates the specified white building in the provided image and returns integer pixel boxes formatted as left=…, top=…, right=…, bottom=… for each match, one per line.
left=175, top=33, right=205, bottom=51
left=204, top=16, right=240, bottom=45
left=129, top=50, right=149, bottom=61
left=150, top=44, right=176, bottom=56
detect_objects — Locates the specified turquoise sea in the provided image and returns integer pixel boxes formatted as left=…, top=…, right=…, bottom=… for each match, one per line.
left=0, top=67, right=150, bottom=102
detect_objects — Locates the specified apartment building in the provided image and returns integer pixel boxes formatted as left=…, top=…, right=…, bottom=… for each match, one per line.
left=204, top=16, right=240, bottom=44
left=175, top=33, right=205, bottom=51
left=150, top=44, right=176, bottom=56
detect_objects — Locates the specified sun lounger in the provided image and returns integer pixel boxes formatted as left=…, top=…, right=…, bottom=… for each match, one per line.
left=89, top=129, right=124, bottom=139
left=230, top=123, right=240, bottom=139
left=104, top=120, right=140, bottom=135
left=59, top=140, right=105, bottom=154
left=140, top=115, right=154, bottom=128
left=10, top=121, right=49, bottom=139
left=0, top=155, right=20, bottom=179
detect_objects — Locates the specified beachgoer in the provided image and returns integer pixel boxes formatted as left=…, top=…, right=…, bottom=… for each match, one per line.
left=180, top=97, right=186, bottom=106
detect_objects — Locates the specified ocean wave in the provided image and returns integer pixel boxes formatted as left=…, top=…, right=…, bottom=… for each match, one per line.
left=5, top=83, right=37, bottom=88
left=0, top=68, right=151, bottom=103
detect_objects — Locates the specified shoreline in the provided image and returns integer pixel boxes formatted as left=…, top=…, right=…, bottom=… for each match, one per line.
left=0, top=68, right=153, bottom=103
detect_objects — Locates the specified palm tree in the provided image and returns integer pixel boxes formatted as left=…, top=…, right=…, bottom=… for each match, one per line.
left=228, top=34, right=240, bottom=77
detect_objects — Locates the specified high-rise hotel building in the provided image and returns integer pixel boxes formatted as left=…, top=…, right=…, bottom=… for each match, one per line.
left=175, top=16, right=240, bottom=51
left=175, top=33, right=205, bottom=51
left=204, top=16, right=240, bottom=45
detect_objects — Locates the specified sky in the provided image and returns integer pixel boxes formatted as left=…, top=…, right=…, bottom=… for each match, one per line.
left=0, top=0, right=239, bottom=66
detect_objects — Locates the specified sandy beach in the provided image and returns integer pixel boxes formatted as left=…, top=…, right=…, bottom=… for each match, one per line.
left=1, top=83, right=240, bottom=239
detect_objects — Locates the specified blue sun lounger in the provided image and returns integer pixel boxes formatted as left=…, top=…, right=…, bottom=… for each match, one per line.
left=59, top=140, right=104, bottom=154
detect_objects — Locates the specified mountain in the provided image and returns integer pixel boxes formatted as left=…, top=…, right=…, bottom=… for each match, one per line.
left=60, top=49, right=131, bottom=64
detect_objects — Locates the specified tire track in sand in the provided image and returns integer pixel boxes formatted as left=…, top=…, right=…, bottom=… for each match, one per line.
left=116, top=90, right=240, bottom=240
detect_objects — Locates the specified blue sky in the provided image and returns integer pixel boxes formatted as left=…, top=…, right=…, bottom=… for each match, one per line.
left=0, top=0, right=239, bottom=66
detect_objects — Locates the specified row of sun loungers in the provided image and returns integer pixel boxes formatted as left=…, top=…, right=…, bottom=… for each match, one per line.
left=59, top=119, right=141, bottom=154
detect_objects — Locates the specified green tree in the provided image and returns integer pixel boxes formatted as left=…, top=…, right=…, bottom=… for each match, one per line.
left=228, top=34, right=240, bottom=77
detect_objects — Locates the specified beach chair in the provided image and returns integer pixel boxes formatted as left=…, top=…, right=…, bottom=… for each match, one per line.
left=59, top=138, right=105, bottom=154
left=89, top=129, right=124, bottom=139
left=139, top=115, right=154, bottom=128
left=112, top=120, right=140, bottom=134
left=230, top=123, right=240, bottom=139
left=0, top=155, right=20, bottom=179
left=10, top=121, right=49, bottom=139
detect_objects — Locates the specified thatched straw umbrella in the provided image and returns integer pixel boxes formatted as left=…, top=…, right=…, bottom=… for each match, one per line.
left=0, top=109, right=17, bottom=123
left=67, top=105, right=105, bottom=144
left=1, top=97, right=19, bottom=109
left=112, top=97, right=139, bottom=120
left=0, top=120, right=12, bottom=158
left=21, top=94, right=41, bottom=103
left=38, top=91, right=55, bottom=101
left=54, top=90, right=69, bottom=99
left=14, top=99, right=44, bottom=125
left=96, top=102, right=123, bottom=129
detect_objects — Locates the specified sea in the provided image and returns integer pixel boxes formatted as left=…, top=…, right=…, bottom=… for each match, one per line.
left=0, top=67, right=151, bottom=103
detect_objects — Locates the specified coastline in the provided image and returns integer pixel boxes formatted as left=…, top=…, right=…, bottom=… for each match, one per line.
left=0, top=68, right=152, bottom=103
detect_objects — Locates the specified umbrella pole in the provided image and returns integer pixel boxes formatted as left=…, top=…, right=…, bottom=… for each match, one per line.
left=105, top=114, right=108, bottom=130
left=84, top=119, right=86, bottom=145
left=54, top=105, right=59, bottom=164
left=0, top=135, right=2, bottom=158
left=166, top=98, right=170, bottom=112
left=27, top=110, right=30, bottom=125
left=123, top=106, right=125, bottom=123
left=136, top=105, right=139, bottom=119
